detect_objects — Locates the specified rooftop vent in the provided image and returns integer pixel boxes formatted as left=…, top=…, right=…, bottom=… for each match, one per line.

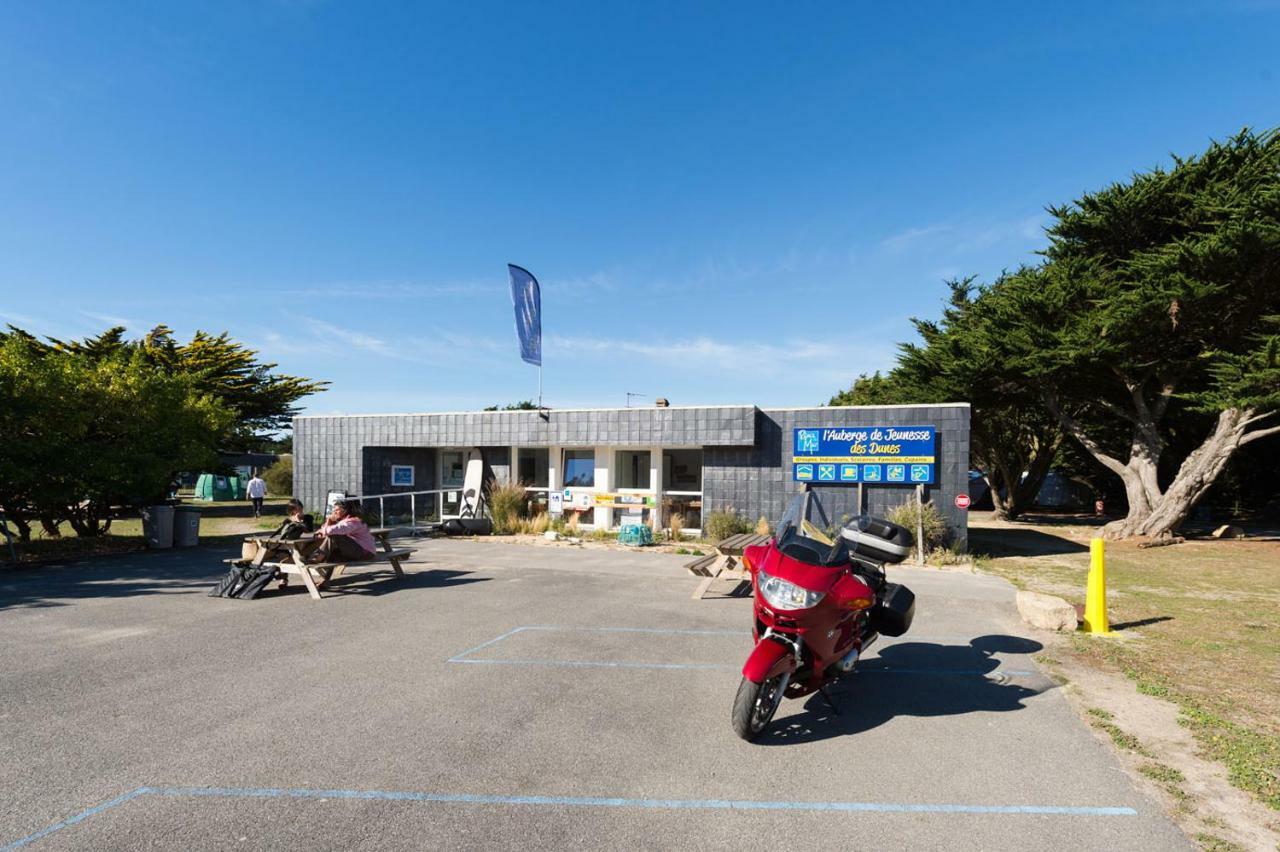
left=655, top=398, right=670, bottom=407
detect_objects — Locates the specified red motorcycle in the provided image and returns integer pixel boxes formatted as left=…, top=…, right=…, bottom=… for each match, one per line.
left=731, top=489, right=917, bottom=741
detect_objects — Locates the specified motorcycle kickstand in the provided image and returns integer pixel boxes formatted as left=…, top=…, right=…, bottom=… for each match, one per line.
left=819, top=685, right=841, bottom=715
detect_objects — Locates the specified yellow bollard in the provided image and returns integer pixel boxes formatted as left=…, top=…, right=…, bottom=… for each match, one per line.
left=1083, top=538, right=1111, bottom=634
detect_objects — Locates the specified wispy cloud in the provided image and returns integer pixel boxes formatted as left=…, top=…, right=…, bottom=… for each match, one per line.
left=285, top=280, right=504, bottom=301
left=80, top=310, right=139, bottom=330
left=880, top=213, right=1048, bottom=257
left=252, top=317, right=506, bottom=368
left=546, top=333, right=896, bottom=385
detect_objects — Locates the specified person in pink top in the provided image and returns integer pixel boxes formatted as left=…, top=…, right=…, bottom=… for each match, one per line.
left=308, top=499, right=377, bottom=565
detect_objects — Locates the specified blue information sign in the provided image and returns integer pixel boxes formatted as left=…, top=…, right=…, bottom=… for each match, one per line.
left=792, top=426, right=937, bottom=485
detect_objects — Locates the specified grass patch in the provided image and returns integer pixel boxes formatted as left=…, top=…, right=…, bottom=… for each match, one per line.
left=1194, top=833, right=1245, bottom=852
left=1138, top=762, right=1186, bottom=785
left=977, top=521, right=1280, bottom=811
left=1085, top=709, right=1151, bottom=756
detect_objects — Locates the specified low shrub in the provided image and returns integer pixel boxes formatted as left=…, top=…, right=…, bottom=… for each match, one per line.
left=667, top=512, right=686, bottom=543
left=706, top=509, right=752, bottom=542
left=515, top=513, right=550, bottom=535
left=262, top=456, right=293, bottom=496
left=488, top=481, right=528, bottom=534
left=886, top=498, right=948, bottom=560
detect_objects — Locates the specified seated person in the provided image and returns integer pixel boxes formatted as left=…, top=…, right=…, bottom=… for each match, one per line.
left=307, top=499, right=377, bottom=566
left=275, top=499, right=314, bottom=537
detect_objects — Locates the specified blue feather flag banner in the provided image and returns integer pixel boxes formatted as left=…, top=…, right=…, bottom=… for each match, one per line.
left=508, top=264, right=542, bottom=367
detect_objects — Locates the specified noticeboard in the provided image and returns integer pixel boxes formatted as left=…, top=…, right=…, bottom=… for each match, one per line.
left=792, top=426, right=937, bottom=485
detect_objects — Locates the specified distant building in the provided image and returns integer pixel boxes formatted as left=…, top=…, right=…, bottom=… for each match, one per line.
left=293, top=403, right=970, bottom=546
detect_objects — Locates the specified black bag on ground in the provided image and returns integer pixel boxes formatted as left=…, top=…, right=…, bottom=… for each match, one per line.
left=232, top=564, right=279, bottom=600
left=209, top=563, right=280, bottom=599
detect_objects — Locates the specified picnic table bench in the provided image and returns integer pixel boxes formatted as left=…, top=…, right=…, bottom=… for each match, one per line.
left=686, top=532, right=771, bottom=600
left=236, top=527, right=414, bottom=600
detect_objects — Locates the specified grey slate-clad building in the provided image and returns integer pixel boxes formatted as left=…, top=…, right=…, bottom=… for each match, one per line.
left=293, top=402, right=971, bottom=548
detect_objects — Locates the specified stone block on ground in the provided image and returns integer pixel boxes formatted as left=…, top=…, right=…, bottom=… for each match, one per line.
left=1016, top=590, right=1079, bottom=632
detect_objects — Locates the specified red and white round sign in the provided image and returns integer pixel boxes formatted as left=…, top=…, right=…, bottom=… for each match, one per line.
left=954, top=493, right=971, bottom=510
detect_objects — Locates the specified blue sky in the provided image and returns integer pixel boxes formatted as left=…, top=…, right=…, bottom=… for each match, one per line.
left=2, top=2, right=1277, bottom=419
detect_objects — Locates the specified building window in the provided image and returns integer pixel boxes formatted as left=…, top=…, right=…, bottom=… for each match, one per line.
left=663, top=449, right=703, bottom=531
left=614, top=450, right=651, bottom=490
left=517, top=448, right=549, bottom=488
left=563, top=450, right=595, bottom=487
left=663, top=449, right=702, bottom=491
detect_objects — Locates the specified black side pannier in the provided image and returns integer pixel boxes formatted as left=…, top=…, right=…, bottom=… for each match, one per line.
left=841, top=515, right=914, bottom=564
left=870, top=582, right=915, bottom=637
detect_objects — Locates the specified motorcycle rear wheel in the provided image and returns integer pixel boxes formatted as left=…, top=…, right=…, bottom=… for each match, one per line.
left=731, top=673, right=787, bottom=741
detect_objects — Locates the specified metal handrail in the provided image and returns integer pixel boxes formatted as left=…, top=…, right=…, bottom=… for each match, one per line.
left=339, top=488, right=462, bottom=532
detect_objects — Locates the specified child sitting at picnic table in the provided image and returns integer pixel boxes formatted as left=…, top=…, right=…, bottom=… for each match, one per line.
left=307, top=499, right=377, bottom=567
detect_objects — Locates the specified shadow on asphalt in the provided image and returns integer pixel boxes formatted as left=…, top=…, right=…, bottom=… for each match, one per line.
left=760, top=635, right=1046, bottom=744
left=263, top=569, right=489, bottom=599
left=0, top=530, right=477, bottom=609
left=0, top=534, right=246, bottom=610
left=969, top=527, right=1089, bottom=557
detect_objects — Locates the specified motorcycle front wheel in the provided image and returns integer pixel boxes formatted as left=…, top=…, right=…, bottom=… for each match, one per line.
left=731, top=672, right=789, bottom=741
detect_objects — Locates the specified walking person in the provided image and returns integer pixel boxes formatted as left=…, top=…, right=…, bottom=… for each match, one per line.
left=246, top=471, right=267, bottom=518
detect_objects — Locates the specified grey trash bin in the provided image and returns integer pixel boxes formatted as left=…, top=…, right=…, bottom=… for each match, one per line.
left=173, top=506, right=201, bottom=547
left=141, top=505, right=175, bottom=549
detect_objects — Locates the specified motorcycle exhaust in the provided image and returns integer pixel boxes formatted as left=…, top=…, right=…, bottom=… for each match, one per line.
left=836, top=631, right=880, bottom=673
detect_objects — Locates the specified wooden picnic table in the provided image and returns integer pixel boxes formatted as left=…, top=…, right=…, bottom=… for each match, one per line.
left=239, top=527, right=412, bottom=600
left=686, top=532, right=771, bottom=600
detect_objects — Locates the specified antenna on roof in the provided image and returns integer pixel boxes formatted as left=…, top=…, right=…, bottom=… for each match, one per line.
left=626, top=392, right=646, bottom=408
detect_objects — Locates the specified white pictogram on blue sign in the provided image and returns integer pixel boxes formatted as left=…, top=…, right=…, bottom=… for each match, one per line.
left=796, top=464, right=814, bottom=480
left=818, top=464, right=836, bottom=481
left=887, top=464, right=905, bottom=482
left=911, top=464, right=930, bottom=482
left=840, top=464, right=859, bottom=481
left=862, top=465, right=882, bottom=482
left=797, top=430, right=820, bottom=453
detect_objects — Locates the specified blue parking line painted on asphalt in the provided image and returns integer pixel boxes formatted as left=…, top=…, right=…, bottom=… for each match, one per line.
left=450, top=657, right=1038, bottom=677
left=446, top=626, right=531, bottom=662
left=149, top=784, right=1137, bottom=815
left=452, top=657, right=738, bottom=671
left=447, top=625, right=1044, bottom=678
left=0, top=784, right=1139, bottom=847
left=1, top=787, right=152, bottom=851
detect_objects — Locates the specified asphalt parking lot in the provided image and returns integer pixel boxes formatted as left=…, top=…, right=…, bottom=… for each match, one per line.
left=0, top=538, right=1190, bottom=850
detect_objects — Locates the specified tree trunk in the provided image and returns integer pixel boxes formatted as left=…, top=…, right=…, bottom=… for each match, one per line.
left=1004, top=432, right=1061, bottom=520
left=1102, top=408, right=1253, bottom=540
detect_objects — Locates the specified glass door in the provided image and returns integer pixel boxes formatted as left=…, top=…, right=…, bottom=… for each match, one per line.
left=440, top=450, right=466, bottom=518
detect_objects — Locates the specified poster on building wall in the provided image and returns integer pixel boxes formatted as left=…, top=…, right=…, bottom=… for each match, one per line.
left=792, top=426, right=937, bottom=484
left=391, top=465, right=414, bottom=487
left=549, top=492, right=564, bottom=515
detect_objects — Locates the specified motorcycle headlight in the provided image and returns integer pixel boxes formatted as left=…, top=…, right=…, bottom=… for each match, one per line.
left=758, top=569, right=825, bottom=611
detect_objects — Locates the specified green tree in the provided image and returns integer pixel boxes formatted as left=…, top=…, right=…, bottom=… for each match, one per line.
left=3, top=324, right=326, bottom=444
left=0, top=337, right=232, bottom=537
left=262, top=455, right=294, bottom=496
left=988, top=129, right=1280, bottom=539
left=483, top=400, right=538, bottom=411
left=831, top=279, right=1062, bottom=520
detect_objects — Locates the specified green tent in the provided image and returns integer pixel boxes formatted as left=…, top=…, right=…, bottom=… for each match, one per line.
left=194, top=473, right=243, bottom=502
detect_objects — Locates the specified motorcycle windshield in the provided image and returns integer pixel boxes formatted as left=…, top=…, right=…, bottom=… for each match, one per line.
left=774, top=492, right=847, bottom=567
